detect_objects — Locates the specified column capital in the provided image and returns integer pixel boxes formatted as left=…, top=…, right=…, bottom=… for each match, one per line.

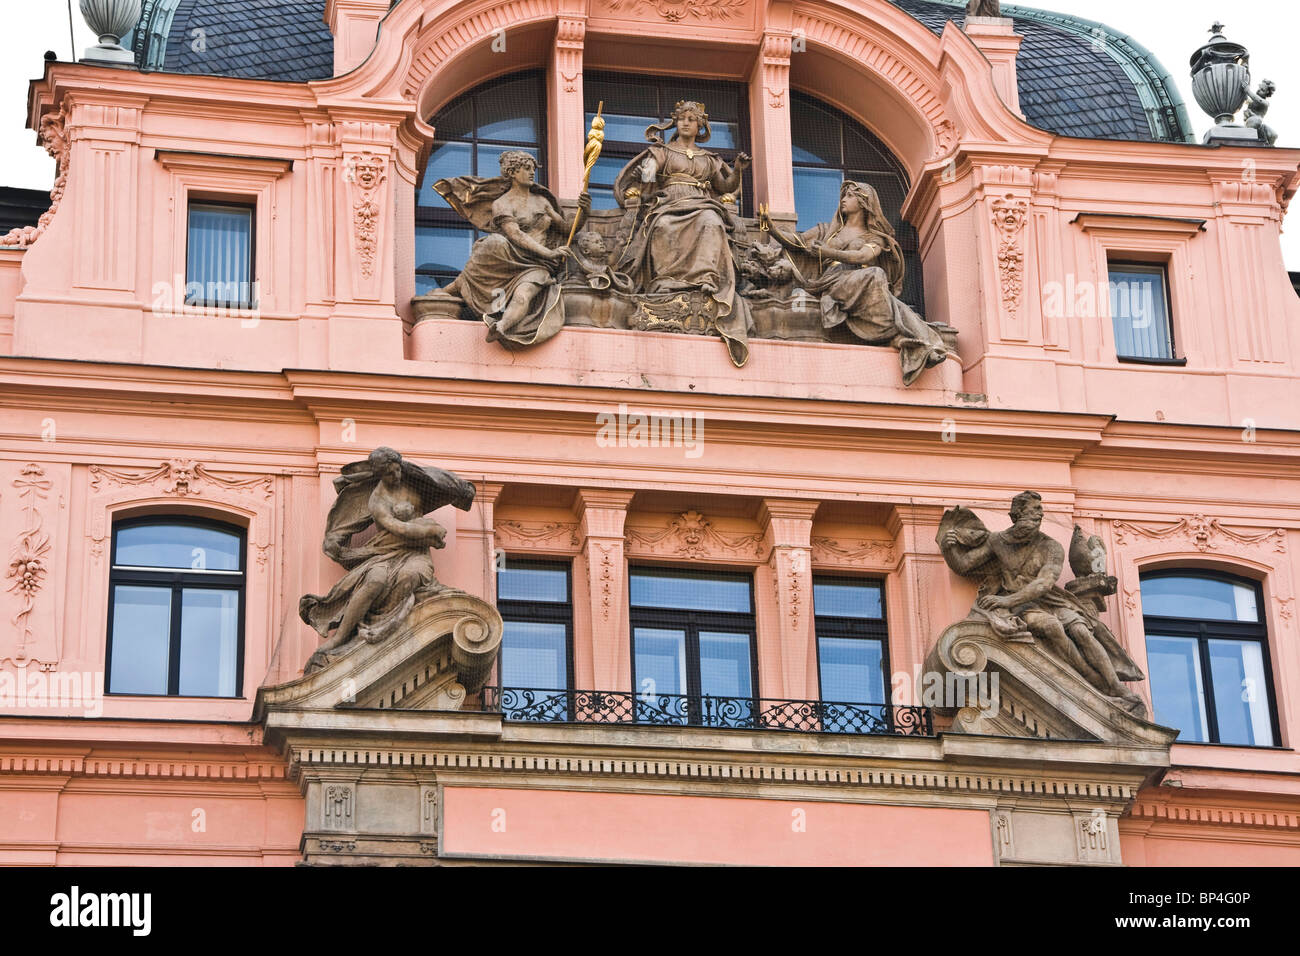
left=758, top=498, right=820, bottom=550
left=573, top=489, right=636, bottom=541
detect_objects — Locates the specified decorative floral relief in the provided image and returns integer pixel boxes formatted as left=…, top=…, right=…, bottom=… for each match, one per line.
left=1111, top=515, right=1286, bottom=554
left=625, top=510, right=764, bottom=560
left=494, top=520, right=580, bottom=550
left=0, top=111, right=67, bottom=248
left=345, top=151, right=388, bottom=280
left=594, top=543, right=616, bottom=622
left=604, top=0, right=747, bottom=22
left=6, top=464, right=53, bottom=667
left=990, top=194, right=1028, bottom=316
left=810, top=536, right=895, bottom=567
left=88, top=459, right=273, bottom=499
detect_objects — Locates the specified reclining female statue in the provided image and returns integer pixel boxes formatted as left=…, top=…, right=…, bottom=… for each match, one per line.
left=759, top=180, right=948, bottom=386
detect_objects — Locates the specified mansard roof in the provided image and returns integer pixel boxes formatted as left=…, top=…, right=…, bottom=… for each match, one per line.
left=136, top=0, right=1193, bottom=144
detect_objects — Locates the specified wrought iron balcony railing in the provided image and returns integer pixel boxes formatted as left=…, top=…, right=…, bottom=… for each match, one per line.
left=480, top=687, right=933, bottom=737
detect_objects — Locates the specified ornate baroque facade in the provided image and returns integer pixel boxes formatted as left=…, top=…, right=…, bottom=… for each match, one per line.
left=0, top=0, right=1298, bottom=866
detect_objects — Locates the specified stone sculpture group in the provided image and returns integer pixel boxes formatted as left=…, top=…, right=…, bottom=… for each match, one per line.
left=421, top=99, right=951, bottom=384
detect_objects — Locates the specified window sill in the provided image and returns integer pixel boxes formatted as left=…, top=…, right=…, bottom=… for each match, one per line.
left=1116, top=356, right=1188, bottom=366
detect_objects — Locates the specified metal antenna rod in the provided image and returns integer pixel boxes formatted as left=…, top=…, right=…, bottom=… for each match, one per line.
left=67, top=0, right=77, bottom=61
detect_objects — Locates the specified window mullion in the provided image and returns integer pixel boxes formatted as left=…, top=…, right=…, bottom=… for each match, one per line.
left=167, top=582, right=184, bottom=696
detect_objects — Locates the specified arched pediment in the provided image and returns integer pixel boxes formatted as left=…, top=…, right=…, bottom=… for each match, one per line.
left=312, top=0, right=1044, bottom=177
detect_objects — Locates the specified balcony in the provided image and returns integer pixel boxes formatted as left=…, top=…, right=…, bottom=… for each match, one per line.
left=480, top=687, right=934, bottom=737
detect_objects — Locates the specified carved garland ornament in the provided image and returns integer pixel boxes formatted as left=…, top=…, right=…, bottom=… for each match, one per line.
left=810, top=536, right=896, bottom=567
left=88, top=459, right=274, bottom=499
left=990, top=194, right=1028, bottom=316
left=1112, top=515, right=1287, bottom=554
left=494, top=520, right=580, bottom=550
left=6, top=464, right=53, bottom=667
left=625, top=510, right=764, bottom=559
left=0, top=111, right=68, bottom=248
left=346, top=152, right=388, bottom=280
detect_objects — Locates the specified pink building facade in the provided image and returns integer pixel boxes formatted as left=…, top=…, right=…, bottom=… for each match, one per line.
left=0, top=0, right=1298, bottom=865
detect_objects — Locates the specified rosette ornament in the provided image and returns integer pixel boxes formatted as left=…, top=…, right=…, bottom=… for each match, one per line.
left=80, top=0, right=142, bottom=65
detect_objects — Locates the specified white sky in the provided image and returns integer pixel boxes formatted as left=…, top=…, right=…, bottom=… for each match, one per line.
left=0, top=1, right=1296, bottom=267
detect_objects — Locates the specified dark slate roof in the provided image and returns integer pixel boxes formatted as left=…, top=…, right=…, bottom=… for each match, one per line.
left=0, top=187, right=51, bottom=233
left=159, top=0, right=334, bottom=82
left=890, top=0, right=1191, bottom=142
left=142, top=0, right=1191, bottom=142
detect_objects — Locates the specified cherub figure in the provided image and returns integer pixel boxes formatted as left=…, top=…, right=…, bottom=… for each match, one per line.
left=1244, top=79, right=1278, bottom=146
left=565, top=230, right=635, bottom=293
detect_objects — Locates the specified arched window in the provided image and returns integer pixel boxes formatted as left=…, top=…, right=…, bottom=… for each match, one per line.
left=107, top=516, right=246, bottom=698
left=1140, top=570, right=1278, bottom=746
left=416, top=72, right=547, bottom=294
left=582, top=73, right=753, bottom=213
left=790, top=91, right=924, bottom=312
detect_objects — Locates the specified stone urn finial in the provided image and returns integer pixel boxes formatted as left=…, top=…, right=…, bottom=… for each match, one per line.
left=1190, top=22, right=1251, bottom=127
left=79, top=0, right=142, bottom=65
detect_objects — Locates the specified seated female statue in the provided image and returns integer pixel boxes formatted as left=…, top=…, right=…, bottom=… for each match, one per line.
left=760, top=180, right=948, bottom=385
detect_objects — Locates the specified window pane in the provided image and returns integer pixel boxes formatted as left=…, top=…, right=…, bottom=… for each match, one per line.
left=791, top=97, right=843, bottom=164
left=813, top=580, right=883, bottom=619
left=431, top=97, right=473, bottom=141
left=475, top=77, right=542, bottom=142
left=418, top=142, right=473, bottom=207
left=793, top=167, right=843, bottom=230
left=591, top=112, right=660, bottom=145
left=415, top=224, right=475, bottom=286
left=187, top=204, right=252, bottom=305
left=698, top=631, right=752, bottom=698
left=109, top=586, right=172, bottom=695
left=818, top=636, right=885, bottom=704
left=629, top=570, right=750, bottom=612
left=498, top=563, right=568, bottom=603
left=633, top=627, right=686, bottom=697
left=116, top=523, right=241, bottom=571
left=501, top=621, right=568, bottom=689
left=1141, top=576, right=1258, bottom=622
left=1209, top=639, right=1274, bottom=747
left=178, top=588, right=239, bottom=697
left=1109, top=267, right=1172, bottom=359
left=1146, top=634, right=1209, bottom=742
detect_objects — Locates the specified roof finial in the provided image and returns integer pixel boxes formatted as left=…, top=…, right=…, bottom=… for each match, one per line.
left=1209, top=21, right=1226, bottom=36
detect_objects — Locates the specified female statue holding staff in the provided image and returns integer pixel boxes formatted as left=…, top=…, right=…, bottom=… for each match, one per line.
left=435, top=150, right=590, bottom=348
left=759, top=180, right=948, bottom=385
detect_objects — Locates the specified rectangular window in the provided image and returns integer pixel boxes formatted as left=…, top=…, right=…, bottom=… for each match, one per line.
left=1108, top=261, right=1174, bottom=361
left=813, top=577, right=891, bottom=733
left=629, top=567, right=756, bottom=727
left=107, top=519, right=245, bottom=698
left=495, top=558, right=573, bottom=720
left=187, top=201, right=254, bottom=308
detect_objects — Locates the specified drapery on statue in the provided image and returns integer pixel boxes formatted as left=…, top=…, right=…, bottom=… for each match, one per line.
left=966, top=0, right=1001, bottom=16
left=938, top=491, right=1147, bottom=716
left=299, top=448, right=476, bottom=674
left=434, top=151, right=590, bottom=348
left=760, top=181, right=948, bottom=385
left=611, top=99, right=754, bottom=366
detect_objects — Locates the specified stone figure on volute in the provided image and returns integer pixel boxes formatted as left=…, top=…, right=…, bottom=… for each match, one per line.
left=937, top=491, right=1148, bottom=716
left=299, top=447, right=476, bottom=673
left=611, top=99, right=753, bottom=366
left=433, top=151, right=590, bottom=348
left=759, top=181, right=949, bottom=385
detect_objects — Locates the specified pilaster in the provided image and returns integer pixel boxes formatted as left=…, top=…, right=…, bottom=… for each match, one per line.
left=758, top=499, right=819, bottom=699
left=573, top=489, right=635, bottom=691
left=549, top=7, right=588, bottom=199
left=749, top=29, right=795, bottom=216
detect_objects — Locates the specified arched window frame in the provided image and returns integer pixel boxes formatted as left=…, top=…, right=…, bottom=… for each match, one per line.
left=1138, top=568, right=1280, bottom=747
left=416, top=70, right=548, bottom=293
left=106, top=514, right=247, bottom=699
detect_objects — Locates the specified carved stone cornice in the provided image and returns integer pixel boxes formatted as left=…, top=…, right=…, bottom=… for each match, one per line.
left=1111, top=515, right=1287, bottom=554
left=625, top=511, right=764, bottom=561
